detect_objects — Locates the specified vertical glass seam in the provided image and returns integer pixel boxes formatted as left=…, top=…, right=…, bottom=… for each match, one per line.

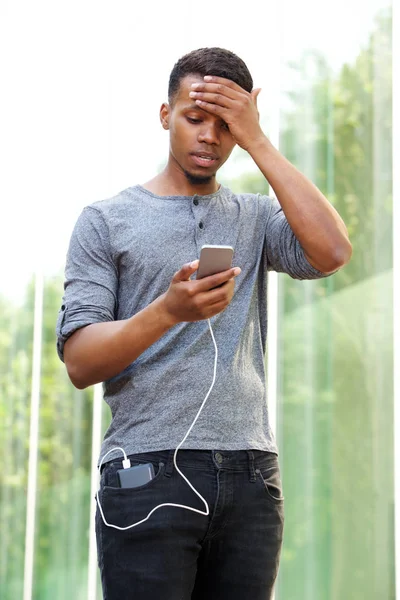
left=267, top=1, right=283, bottom=598
left=22, top=272, right=44, bottom=600
left=266, top=0, right=282, bottom=445
left=393, top=2, right=400, bottom=597
left=87, top=383, right=104, bottom=600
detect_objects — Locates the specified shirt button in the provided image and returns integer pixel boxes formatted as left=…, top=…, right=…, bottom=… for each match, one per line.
left=215, top=452, right=223, bottom=464
left=199, top=221, right=204, bottom=229
left=193, top=197, right=199, bottom=206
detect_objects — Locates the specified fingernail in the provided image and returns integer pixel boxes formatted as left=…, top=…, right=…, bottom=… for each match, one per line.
left=233, top=267, right=241, bottom=276
left=190, top=260, right=199, bottom=268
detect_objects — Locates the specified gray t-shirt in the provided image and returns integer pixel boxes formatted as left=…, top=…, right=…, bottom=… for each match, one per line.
left=56, top=183, right=332, bottom=466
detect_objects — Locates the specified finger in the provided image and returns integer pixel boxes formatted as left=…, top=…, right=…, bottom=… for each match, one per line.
left=251, top=88, right=262, bottom=108
left=193, top=99, right=228, bottom=115
left=189, top=91, right=234, bottom=109
left=191, top=81, right=240, bottom=101
left=204, top=298, right=231, bottom=318
left=195, top=281, right=234, bottom=309
left=194, top=267, right=241, bottom=292
left=173, top=260, right=199, bottom=282
left=203, top=75, right=246, bottom=94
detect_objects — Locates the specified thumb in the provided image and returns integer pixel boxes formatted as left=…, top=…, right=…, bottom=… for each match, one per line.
left=173, top=260, right=199, bottom=282
left=251, top=88, right=262, bottom=106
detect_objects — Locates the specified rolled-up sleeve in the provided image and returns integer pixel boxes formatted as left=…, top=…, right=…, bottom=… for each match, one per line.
left=56, top=206, right=118, bottom=362
left=264, top=196, right=337, bottom=280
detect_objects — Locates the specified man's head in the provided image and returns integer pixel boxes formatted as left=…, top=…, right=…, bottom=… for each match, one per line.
left=160, top=47, right=253, bottom=187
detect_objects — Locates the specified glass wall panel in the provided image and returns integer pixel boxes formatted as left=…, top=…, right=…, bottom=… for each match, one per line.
left=31, top=275, right=94, bottom=600
left=95, top=402, right=113, bottom=599
left=0, top=278, right=34, bottom=599
left=275, top=4, right=394, bottom=599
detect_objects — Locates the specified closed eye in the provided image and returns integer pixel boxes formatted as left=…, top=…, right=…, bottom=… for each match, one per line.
left=186, top=117, right=230, bottom=131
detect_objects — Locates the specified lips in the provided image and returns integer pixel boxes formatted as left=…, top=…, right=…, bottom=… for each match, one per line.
left=191, top=152, right=219, bottom=167
left=192, top=152, right=219, bottom=160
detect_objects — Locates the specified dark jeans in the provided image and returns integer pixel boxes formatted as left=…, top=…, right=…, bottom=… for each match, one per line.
left=95, top=449, right=284, bottom=600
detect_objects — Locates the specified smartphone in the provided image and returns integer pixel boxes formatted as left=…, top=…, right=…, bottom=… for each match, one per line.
left=196, top=245, right=234, bottom=280
left=117, top=463, right=155, bottom=489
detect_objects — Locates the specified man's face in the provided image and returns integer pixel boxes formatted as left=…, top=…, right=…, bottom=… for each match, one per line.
left=160, top=75, right=237, bottom=185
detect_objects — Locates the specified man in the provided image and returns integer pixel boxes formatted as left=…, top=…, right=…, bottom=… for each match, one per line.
left=56, top=47, right=352, bottom=599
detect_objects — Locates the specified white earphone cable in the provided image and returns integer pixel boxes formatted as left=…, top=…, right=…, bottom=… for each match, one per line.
left=96, top=317, right=217, bottom=530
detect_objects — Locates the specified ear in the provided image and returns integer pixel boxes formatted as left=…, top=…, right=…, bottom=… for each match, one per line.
left=160, top=103, right=170, bottom=130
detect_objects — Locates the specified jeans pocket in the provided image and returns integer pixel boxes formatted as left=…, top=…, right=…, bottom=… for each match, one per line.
left=98, top=461, right=167, bottom=530
left=255, top=457, right=284, bottom=505
left=102, top=459, right=166, bottom=491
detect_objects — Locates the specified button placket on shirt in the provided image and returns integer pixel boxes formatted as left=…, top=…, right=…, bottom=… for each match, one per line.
left=193, top=196, right=205, bottom=233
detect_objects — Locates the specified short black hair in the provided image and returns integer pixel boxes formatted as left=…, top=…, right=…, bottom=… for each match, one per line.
left=168, top=47, right=253, bottom=108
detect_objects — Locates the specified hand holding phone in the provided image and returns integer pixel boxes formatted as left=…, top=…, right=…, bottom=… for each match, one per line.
left=160, top=245, right=241, bottom=325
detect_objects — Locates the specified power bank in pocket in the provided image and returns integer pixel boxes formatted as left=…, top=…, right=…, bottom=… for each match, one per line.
left=117, top=462, right=155, bottom=489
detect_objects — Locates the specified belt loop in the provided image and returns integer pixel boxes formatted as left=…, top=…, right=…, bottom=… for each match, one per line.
left=164, top=449, right=175, bottom=477
left=247, top=450, right=257, bottom=482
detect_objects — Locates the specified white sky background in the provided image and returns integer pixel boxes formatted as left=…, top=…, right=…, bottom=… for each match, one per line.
left=0, top=0, right=388, bottom=303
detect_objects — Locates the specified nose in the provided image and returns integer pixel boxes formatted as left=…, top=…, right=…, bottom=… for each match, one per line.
left=198, top=123, right=220, bottom=145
